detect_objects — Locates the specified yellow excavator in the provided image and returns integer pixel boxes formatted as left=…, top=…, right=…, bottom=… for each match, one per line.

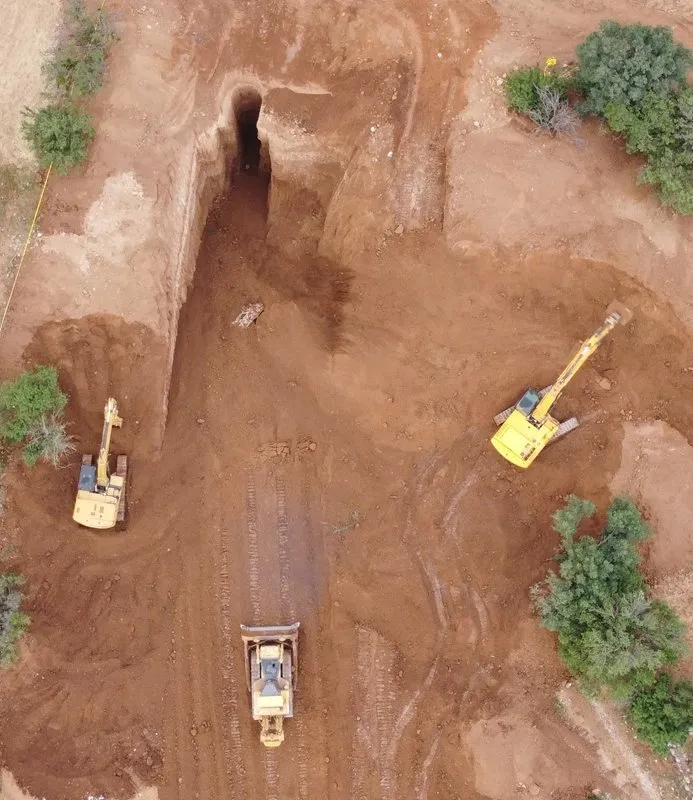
left=72, top=398, right=128, bottom=529
left=491, top=302, right=632, bottom=468
left=241, top=623, right=300, bottom=748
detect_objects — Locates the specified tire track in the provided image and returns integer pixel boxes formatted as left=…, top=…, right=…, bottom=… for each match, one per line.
left=275, top=468, right=309, bottom=800
left=350, top=627, right=398, bottom=799
left=218, top=526, right=245, bottom=800
left=246, top=471, right=262, bottom=621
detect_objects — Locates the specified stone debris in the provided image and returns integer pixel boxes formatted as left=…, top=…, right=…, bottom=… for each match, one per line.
left=232, top=302, right=264, bottom=328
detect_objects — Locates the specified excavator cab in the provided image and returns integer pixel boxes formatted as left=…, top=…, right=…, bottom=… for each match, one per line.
left=73, top=398, right=128, bottom=529
left=515, top=389, right=540, bottom=416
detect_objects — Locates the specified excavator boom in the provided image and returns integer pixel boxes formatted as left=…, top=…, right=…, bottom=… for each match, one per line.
left=532, top=310, right=622, bottom=421
left=96, top=398, right=123, bottom=488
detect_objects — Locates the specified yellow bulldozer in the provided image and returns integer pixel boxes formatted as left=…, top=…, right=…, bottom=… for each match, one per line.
left=491, top=302, right=632, bottom=468
left=72, top=398, right=128, bottom=529
left=241, top=623, right=300, bottom=748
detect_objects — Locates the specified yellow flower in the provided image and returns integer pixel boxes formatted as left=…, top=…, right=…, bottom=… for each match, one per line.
left=544, top=57, right=557, bottom=75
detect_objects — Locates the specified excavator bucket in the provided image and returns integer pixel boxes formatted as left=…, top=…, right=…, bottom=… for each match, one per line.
left=605, top=301, right=633, bottom=326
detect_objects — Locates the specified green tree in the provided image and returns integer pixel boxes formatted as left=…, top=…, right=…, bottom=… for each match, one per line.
left=0, top=366, right=67, bottom=444
left=603, top=88, right=693, bottom=214
left=629, top=673, right=693, bottom=754
left=21, top=103, right=95, bottom=174
left=533, top=496, right=687, bottom=699
left=0, top=573, right=29, bottom=667
left=576, top=21, right=692, bottom=116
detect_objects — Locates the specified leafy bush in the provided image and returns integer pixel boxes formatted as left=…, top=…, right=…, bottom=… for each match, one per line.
left=604, top=88, right=693, bottom=214
left=24, top=414, right=76, bottom=467
left=533, top=496, right=687, bottom=699
left=0, top=573, right=29, bottom=667
left=629, top=673, right=693, bottom=754
left=505, top=66, right=569, bottom=114
left=529, top=88, right=583, bottom=141
left=44, top=0, right=118, bottom=98
left=0, top=366, right=67, bottom=444
left=21, top=103, right=95, bottom=174
left=576, top=21, right=693, bottom=116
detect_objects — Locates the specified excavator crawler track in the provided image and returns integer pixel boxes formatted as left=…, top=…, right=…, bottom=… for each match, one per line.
left=116, top=455, right=128, bottom=523
left=494, top=385, right=553, bottom=426
left=552, top=417, right=580, bottom=441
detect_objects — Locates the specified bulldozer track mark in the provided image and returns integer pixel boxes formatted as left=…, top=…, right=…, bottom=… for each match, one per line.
left=274, top=469, right=310, bottom=799
left=274, top=472, right=295, bottom=619
left=263, top=749, right=280, bottom=800
left=415, top=733, right=441, bottom=800
left=351, top=627, right=398, bottom=798
left=218, top=529, right=245, bottom=799
left=245, top=472, right=262, bottom=621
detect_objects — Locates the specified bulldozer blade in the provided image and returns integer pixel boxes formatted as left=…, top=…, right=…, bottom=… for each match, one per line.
left=240, top=623, right=300, bottom=643
left=605, top=301, right=633, bottom=326
left=493, top=385, right=553, bottom=427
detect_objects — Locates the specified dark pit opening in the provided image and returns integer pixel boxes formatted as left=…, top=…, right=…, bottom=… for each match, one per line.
left=233, top=89, right=267, bottom=177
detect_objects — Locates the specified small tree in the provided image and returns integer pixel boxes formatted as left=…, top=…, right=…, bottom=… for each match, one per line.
left=629, top=673, right=693, bottom=754
left=21, top=103, right=95, bottom=174
left=0, top=573, right=29, bottom=667
left=533, top=496, right=687, bottom=699
left=0, top=366, right=67, bottom=444
left=24, top=413, right=76, bottom=467
left=576, top=21, right=693, bottom=116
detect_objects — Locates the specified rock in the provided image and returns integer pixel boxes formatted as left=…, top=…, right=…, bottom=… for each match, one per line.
left=190, top=725, right=198, bottom=737
left=528, top=783, right=541, bottom=796
left=596, top=376, right=612, bottom=390
left=196, top=417, right=205, bottom=424
left=394, top=224, right=404, bottom=235
left=232, top=302, right=264, bottom=328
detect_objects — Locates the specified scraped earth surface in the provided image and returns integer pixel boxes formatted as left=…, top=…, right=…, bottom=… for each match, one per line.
left=2, top=0, right=693, bottom=799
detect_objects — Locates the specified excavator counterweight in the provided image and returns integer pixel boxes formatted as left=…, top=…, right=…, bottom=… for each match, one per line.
left=241, top=623, right=300, bottom=748
left=491, top=303, right=631, bottom=468
left=73, top=398, right=128, bottom=529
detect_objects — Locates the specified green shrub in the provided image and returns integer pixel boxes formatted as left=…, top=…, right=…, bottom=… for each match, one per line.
left=24, top=414, right=76, bottom=467
left=44, top=0, right=118, bottom=98
left=21, top=103, right=95, bottom=174
left=505, top=66, right=569, bottom=114
left=575, top=21, right=693, bottom=116
left=603, top=89, right=693, bottom=215
left=629, top=673, right=693, bottom=754
left=0, top=573, right=29, bottom=667
left=533, top=496, right=687, bottom=699
left=0, top=366, right=67, bottom=444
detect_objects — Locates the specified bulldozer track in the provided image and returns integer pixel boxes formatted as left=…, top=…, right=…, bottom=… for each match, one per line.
left=351, top=627, right=398, bottom=798
left=274, top=468, right=310, bottom=800
left=218, top=528, right=245, bottom=800
left=245, top=472, right=262, bottom=621
left=263, top=749, right=280, bottom=800
left=274, top=473, right=295, bottom=619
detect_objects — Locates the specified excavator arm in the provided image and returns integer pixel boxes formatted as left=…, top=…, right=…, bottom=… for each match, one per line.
left=531, top=310, right=622, bottom=421
left=96, top=398, right=123, bottom=488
